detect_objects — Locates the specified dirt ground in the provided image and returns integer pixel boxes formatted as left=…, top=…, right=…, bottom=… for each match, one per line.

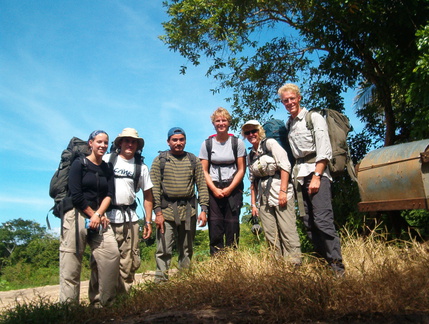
left=3, top=273, right=429, bottom=323
left=0, top=272, right=153, bottom=313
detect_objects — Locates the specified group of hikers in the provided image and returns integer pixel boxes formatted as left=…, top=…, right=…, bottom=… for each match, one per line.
left=58, top=83, right=345, bottom=307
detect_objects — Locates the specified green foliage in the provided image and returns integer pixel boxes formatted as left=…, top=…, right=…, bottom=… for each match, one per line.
left=1, top=299, right=91, bottom=324
left=403, top=209, right=429, bottom=238
left=1, top=262, right=57, bottom=290
left=13, top=237, right=59, bottom=268
left=162, top=0, right=429, bottom=145
left=193, top=229, right=210, bottom=260
left=0, top=218, right=48, bottom=264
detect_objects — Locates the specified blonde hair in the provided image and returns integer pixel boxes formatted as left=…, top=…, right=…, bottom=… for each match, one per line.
left=277, top=83, right=301, bottom=97
left=241, top=124, right=266, bottom=141
left=211, top=107, right=232, bottom=124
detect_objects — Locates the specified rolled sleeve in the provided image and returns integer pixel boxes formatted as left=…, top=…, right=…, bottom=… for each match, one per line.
left=265, top=138, right=291, bottom=174
left=311, top=113, right=332, bottom=162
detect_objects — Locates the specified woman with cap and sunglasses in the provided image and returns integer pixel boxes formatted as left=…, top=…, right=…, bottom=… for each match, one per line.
left=242, top=120, right=301, bottom=264
left=59, top=130, right=120, bottom=307
left=199, top=108, right=247, bottom=255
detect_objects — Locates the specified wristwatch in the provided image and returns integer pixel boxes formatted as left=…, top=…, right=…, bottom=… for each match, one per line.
left=314, top=172, right=322, bottom=177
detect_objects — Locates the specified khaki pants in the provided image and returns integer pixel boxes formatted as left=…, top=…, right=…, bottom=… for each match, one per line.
left=259, top=198, right=302, bottom=264
left=110, top=221, right=141, bottom=293
left=155, top=217, right=196, bottom=282
left=59, top=209, right=120, bottom=306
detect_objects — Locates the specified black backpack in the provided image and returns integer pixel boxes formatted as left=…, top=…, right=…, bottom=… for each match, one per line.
left=262, top=119, right=295, bottom=167
left=49, top=137, right=90, bottom=221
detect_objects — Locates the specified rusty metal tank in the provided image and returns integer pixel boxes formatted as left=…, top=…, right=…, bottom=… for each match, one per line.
left=357, top=139, right=429, bottom=212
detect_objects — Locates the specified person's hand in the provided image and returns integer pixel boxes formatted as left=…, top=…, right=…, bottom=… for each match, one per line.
left=308, top=176, right=321, bottom=195
left=143, top=222, right=152, bottom=239
left=251, top=205, right=259, bottom=217
left=221, top=186, right=233, bottom=198
left=198, top=211, right=207, bottom=227
left=212, top=187, right=224, bottom=199
left=155, top=213, right=165, bottom=234
left=100, top=215, right=109, bottom=228
left=278, top=190, right=287, bottom=207
left=90, top=213, right=102, bottom=229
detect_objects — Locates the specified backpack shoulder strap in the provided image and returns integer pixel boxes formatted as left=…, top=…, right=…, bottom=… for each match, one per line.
left=158, top=151, right=169, bottom=180
left=108, top=151, right=118, bottom=165
left=78, top=155, right=88, bottom=172
left=260, top=138, right=269, bottom=155
left=205, top=135, right=238, bottom=165
left=186, top=152, right=197, bottom=174
left=249, top=138, right=269, bottom=163
left=134, top=154, right=142, bottom=192
left=205, top=137, right=212, bottom=165
left=305, top=110, right=314, bottom=132
left=231, top=135, right=238, bottom=161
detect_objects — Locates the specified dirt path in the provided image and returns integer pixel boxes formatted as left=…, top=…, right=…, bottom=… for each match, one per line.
left=0, top=272, right=155, bottom=313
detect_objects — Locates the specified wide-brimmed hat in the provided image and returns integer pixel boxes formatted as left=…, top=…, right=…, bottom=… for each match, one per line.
left=114, top=128, right=144, bottom=151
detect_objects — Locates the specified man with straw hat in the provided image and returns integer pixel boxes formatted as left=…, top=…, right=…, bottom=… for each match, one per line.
left=100, top=128, right=154, bottom=293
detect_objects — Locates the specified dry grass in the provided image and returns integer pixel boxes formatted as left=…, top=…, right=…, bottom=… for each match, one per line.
left=3, top=231, right=429, bottom=323
left=120, top=231, right=429, bottom=323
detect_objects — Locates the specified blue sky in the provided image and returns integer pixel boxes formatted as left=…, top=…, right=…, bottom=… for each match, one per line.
left=0, top=1, right=363, bottom=233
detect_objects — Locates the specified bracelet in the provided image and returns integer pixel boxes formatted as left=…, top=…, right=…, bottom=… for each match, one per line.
left=280, top=189, right=287, bottom=193
left=251, top=204, right=258, bottom=208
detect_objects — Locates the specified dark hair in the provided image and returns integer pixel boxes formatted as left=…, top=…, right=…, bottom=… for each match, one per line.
left=88, top=130, right=108, bottom=143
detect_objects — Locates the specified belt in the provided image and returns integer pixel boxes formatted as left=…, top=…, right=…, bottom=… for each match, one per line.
left=213, top=180, right=233, bottom=189
left=296, top=152, right=317, bottom=164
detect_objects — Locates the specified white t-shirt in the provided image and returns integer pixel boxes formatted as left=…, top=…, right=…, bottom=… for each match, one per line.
left=199, top=136, right=247, bottom=182
left=103, top=154, right=153, bottom=223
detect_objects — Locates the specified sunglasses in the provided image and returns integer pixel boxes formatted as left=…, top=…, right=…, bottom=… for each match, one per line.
left=244, top=129, right=259, bottom=136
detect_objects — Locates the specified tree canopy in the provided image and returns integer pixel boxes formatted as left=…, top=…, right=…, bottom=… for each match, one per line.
left=161, top=0, right=429, bottom=146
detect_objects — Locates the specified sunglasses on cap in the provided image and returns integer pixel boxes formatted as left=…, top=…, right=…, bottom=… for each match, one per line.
left=244, top=129, right=259, bottom=136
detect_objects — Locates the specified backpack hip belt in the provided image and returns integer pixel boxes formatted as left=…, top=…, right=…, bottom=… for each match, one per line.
left=109, top=201, right=137, bottom=211
left=255, top=171, right=281, bottom=200
left=213, top=179, right=233, bottom=189
left=161, top=196, right=196, bottom=231
left=296, top=152, right=316, bottom=164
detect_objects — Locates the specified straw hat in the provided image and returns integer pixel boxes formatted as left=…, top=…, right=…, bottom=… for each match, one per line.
left=114, top=128, right=144, bottom=151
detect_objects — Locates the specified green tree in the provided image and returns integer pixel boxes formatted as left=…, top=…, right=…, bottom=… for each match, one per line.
left=161, top=0, right=429, bottom=146
left=0, top=219, right=48, bottom=260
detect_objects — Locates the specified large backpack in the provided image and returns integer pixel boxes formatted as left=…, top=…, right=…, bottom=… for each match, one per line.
left=304, top=109, right=357, bottom=181
left=263, top=119, right=295, bottom=166
left=49, top=137, right=90, bottom=220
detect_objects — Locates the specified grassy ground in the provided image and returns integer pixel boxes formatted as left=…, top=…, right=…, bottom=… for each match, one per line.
left=2, top=230, right=429, bottom=323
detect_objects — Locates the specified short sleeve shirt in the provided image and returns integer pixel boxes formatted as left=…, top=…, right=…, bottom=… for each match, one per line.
left=199, top=136, right=247, bottom=182
left=103, top=154, right=153, bottom=223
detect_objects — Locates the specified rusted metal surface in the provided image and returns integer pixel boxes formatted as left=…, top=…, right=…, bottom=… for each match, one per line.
left=357, top=139, right=429, bottom=212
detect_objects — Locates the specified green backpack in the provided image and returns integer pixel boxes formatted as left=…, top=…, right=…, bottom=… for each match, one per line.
left=305, top=108, right=357, bottom=181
